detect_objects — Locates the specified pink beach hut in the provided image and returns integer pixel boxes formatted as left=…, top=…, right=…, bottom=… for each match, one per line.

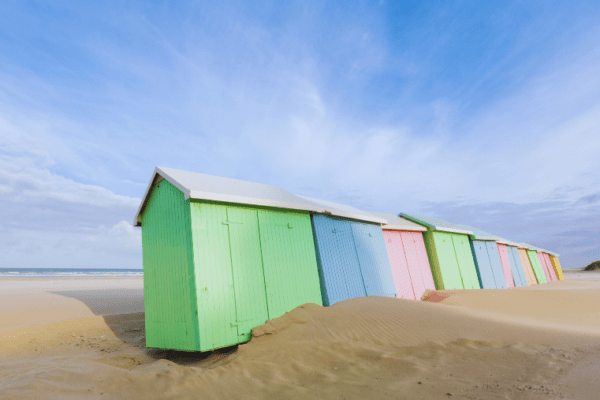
left=537, top=251, right=558, bottom=282
left=368, top=212, right=436, bottom=300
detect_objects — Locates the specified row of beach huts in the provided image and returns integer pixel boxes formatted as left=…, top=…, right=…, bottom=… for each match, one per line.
left=135, top=167, right=565, bottom=352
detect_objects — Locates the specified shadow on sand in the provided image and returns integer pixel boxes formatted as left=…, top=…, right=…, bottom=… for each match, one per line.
left=51, top=288, right=239, bottom=366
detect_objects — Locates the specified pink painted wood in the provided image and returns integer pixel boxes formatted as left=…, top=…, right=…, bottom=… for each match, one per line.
left=536, top=252, right=554, bottom=281
left=496, top=244, right=515, bottom=288
left=541, top=252, right=558, bottom=281
left=402, top=231, right=436, bottom=300
left=383, top=230, right=416, bottom=300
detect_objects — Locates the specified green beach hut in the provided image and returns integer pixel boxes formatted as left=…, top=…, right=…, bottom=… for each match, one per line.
left=399, top=214, right=481, bottom=290
left=134, top=167, right=325, bottom=352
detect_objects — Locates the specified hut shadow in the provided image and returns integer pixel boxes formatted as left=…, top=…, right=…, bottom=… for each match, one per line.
left=50, top=289, right=239, bottom=366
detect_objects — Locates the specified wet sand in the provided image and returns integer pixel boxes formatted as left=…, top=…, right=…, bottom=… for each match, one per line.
left=1, top=276, right=599, bottom=399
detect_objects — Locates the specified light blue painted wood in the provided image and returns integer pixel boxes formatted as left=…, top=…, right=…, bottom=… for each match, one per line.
left=507, top=246, right=528, bottom=287
left=350, top=222, right=397, bottom=298
left=311, top=214, right=366, bottom=306
left=486, top=241, right=508, bottom=289
left=471, top=240, right=497, bottom=289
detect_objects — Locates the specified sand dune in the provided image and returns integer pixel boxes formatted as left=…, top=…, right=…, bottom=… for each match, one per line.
left=1, top=278, right=599, bottom=399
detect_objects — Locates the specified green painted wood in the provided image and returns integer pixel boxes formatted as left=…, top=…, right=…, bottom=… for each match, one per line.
left=452, top=235, right=481, bottom=289
left=257, top=210, right=323, bottom=319
left=430, top=231, right=463, bottom=290
left=527, top=250, right=547, bottom=284
left=189, top=202, right=242, bottom=351
left=225, top=207, right=270, bottom=343
left=187, top=201, right=323, bottom=351
left=140, top=180, right=199, bottom=351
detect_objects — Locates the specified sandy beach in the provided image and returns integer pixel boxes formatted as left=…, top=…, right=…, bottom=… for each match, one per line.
left=1, top=273, right=600, bottom=399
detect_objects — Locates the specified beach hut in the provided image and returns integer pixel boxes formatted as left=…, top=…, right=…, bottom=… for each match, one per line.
left=521, top=244, right=548, bottom=284
left=367, top=212, right=436, bottom=300
left=495, top=239, right=528, bottom=287
left=399, top=214, right=480, bottom=290
left=134, top=167, right=326, bottom=352
left=537, top=251, right=558, bottom=282
left=516, top=245, right=539, bottom=285
left=547, top=251, right=565, bottom=280
left=297, top=197, right=397, bottom=306
left=458, top=226, right=507, bottom=289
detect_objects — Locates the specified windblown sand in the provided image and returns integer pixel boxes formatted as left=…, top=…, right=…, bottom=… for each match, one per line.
left=1, top=274, right=600, bottom=399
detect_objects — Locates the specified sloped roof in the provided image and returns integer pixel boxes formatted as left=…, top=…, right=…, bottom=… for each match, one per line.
left=135, top=167, right=386, bottom=226
left=366, top=211, right=427, bottom=232
left=519, top=243, right=541, bottom=251
left=399, top=213, right=473, bottom=235
left=295, top=196, right=387, bottom=224
left=456, top=224, right=502, bottom=241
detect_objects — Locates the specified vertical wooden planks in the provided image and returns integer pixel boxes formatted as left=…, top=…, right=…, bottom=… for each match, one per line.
left=507, top=246, right=528, bottom=287
left=141, top=180, right=199, bottom=351
left=527, top=250, right=547, bottom=284
left=351, top=222, right=397, bottom=298
left=549, top=255, right=565, bottom=280
left=430, top=232, right=463, bottom=290
left=311, top=215, right=365, bottom=306
left=486, top=242, right=508, bottom=289
left=540, top=253, right=558, bottom=281
left=383, top=231, right=416, bottom=300
left=190, top=202, right=239, bottom=351
left=257, top=209, right=323, bottom=320
left=471, top=240, right=496, bottom=289
left=453, top=235, right=481, bottom=289
left=405, top=231, right=436, bottom=299
left=496, top=244, right=515, bottom=288
left=518, top=249, right=537, bottom=285
left=225, top=207, right=270, bottom=342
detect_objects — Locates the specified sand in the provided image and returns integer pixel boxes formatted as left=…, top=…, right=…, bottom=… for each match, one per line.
left=1, top=276, right=600, bottom=399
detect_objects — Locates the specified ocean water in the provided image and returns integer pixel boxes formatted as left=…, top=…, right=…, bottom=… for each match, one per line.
left=0, top=268, right=143, bottom=278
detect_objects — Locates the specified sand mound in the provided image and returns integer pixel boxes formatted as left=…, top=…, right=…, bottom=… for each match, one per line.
left=2, top=278, right=600, bottom=399
left=584, top=260, right=600, bottom=271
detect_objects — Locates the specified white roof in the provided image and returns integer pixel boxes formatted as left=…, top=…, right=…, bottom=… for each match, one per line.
left=399, top=213, right=474, bottom=235
left=366, top=211, right=427, bottom=232
left=518, top=243, right=541, bottom=251
left=295, top=196, right=387, bottom=224
left=494, top=237, right=522, bottom=247
left=135, top=167, right=386, bottom=226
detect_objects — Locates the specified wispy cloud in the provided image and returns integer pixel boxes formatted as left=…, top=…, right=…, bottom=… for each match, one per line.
left=0, top=1, right=598, bottom=268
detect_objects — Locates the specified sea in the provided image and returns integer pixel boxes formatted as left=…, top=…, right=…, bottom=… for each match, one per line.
left=0, top=268, right=143, bottom=278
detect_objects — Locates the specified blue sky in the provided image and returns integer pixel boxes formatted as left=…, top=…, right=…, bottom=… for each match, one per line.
left=1, top=0, right=599, bottom=269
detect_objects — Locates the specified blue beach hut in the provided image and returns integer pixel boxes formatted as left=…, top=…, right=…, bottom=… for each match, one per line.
left=298, top=196, right=397, bottom=306
left=496, top=238, right=529, bottom=287
left=459, top=226, right=507, bottom=289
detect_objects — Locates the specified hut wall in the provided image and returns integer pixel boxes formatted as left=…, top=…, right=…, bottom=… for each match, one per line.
left=518, top=249, right=538, bottom=285
left=471, top=240, right=497, bottom=289
left=506, top=246, right=528, bottom=287
left=141, top=180, right=200, bottom=351
left=189, top=201, right=323, bottom=351
left=382, top=230, right=435, bottom=300
left=527, top=250, right=547, bottom=284
left=486, top=242, right=508, bottom=289
left=549, top=255, right=565, bottom=280
left=423, top=231, right=480, bottom=290
left=539, top=252, right=558, bottom=281
left=496, top=244, right=515, bottom=288
left=311, top=214, right=396, bottom=306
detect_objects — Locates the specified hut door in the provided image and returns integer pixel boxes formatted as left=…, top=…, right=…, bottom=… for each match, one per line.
left=471, top=240, right=495, bottom=289
left=383, top=231, right=415, bottom=300
left=432, top=232, right=463, bottom=290
left=400, top=231, right=428, bottom=300
left=333, top=219, right=367, bottom=301
left=224, top=207, right=269, bottom=341
left=351, top=222, right=396, bottom=298
left=452, top=235, right=480, bottom=289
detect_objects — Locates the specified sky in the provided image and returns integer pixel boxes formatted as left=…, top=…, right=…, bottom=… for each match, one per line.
left=1, top=0, right=599, bottom=270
